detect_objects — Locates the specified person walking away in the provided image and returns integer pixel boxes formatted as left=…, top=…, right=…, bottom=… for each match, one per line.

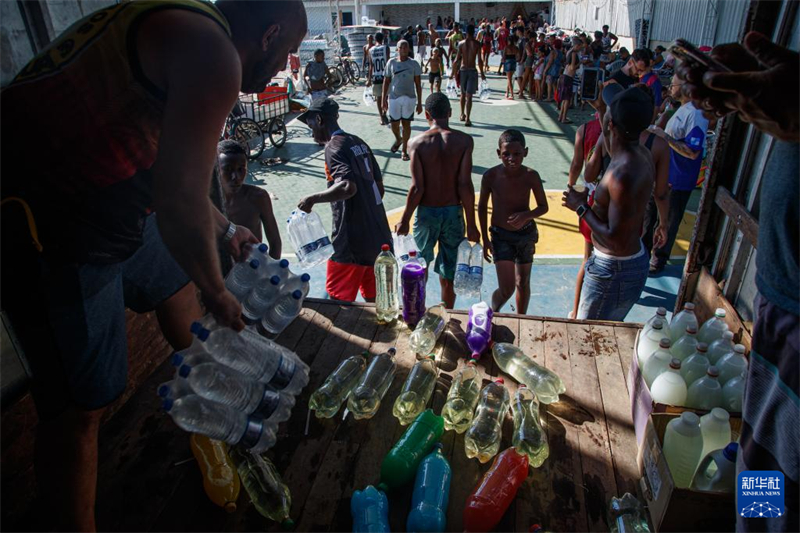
left=496, top=20, right=510, bottom=74
left=646, top=70, right=709, bottom=275
left=382, top=40, right=423, bottom=161
left=296, top=98, right=392, bottom=302
left=562, top=85, right=655, bottom=321
left=454, top=24, right=485, bottom=126
left=427, top=48, right=444, bottom=93
left=558, top=37, right=582, bottom=123
left=417, top=25, right=428, bottom=70
left=0, top=1, right=306, bottom=529
left=394, top=93, right=480, bottom=309
left=503, top=35, right=520, bottom=99
left=362, top=34, right=375, bottom=73
left=478, top=130, right=548, bottom=314
left=367, top=32, right=391, bottom=125
left=305, top=49, right=332, bottom=101
left=217, top=141, right=282, bottom=258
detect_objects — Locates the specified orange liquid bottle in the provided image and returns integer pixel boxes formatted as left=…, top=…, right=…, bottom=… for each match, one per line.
left=190, top=434, right=240, bottom=512
left=463, top=447, right=529, bottom=532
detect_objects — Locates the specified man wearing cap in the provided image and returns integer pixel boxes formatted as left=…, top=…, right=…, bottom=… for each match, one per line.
left=562, top=85, right=655, bottom=321
left=296, top=98, right=393, bottom=302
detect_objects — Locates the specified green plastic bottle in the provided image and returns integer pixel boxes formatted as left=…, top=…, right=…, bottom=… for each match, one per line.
left=308, top=351, right=368, bottom=418
left=393, top=355, right=438, bottom=425
left=229, top=447, right=294, bottom=530
left=379, top=409, right=445, bottom=491
left=441, top=359, right=481, bottom=433
left=511, top=385, right=549, bottom=468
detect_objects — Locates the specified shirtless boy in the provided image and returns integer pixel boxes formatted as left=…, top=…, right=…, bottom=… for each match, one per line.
left=427, top=48, right=444, bottom=93
left=454, top=24, right=485, bottom=127
left=217, top=140, right=282, bottom=258
left=479, top=130, right=548, bottom=314
left=395, top=93, right=480, bottom=308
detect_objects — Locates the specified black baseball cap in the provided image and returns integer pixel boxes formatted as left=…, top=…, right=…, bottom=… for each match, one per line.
left=602, top=84, right=654, bottom=139
left=297, top=97, right=339, bottom=125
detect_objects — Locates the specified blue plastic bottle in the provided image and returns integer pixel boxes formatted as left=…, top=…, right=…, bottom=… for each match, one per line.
left=407, top=443, right=451, bottom=533
left=351, top=485, right=390, bottom=533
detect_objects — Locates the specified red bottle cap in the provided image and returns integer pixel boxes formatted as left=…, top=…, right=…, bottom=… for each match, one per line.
left=495, top=378, right=504, bottom=384
left=381, top=244, right=389, bottom=251
left=409, top=250, right=417, bottom=257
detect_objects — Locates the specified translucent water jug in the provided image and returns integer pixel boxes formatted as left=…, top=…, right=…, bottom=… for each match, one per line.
left=722, top=371, right=745, bottom=412
left=671, top=325, right=698, bottom=362
left=642, top=306, right=671, bottom=343
left=286, top=210, right=333, bottom=268
left=697, top=308, right=729, bottom=345
left=680, top=343, right=710, bottom=386
left=686, top=366, right=724, bottom=410
left=225, top=259, right=261, bottom=301
left=707, top=331, right=735, bottom=365
left=375, top=244, right=400, bottom=324
left=650, top=359, right=687, bottom=406
left=699, top=408, right=731, bottom=471
left=467, top=243, right=484, bottom=297
left=691, top=443, right=738, bottom=493
left=662, top=412, right=703, bottom=488
left=393, top=232, right=419, bottom=266
left=454, top=239, right=472, bottom=296
left=670, top=302, right=698, bottom=344
left=643, top=338, right=673, bottom=388
left=637, top=318, right=668, bottom=370
left=717, top=344, right=748, bottom=384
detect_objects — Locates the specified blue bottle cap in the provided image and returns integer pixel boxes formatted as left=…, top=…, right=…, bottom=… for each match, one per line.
left=723, top=442, right=739, bottom=462
left=189, top=322, right=202, bottom=335
left=249, top=259, right=260, bottom=269
left=196, top=327, right=210, bottom=342
left=171, top=352, right=184, bottom=367
left=257, top=243, right=268, bottom=253
left=301, top=273, right=311, bottom=282
left=162, top=398, right=174, bottom=412
left=178, top=365, right=191, bottom=378
left=292, top=290, right=302, bottom=299
left=157, top=384, right=171, bottom=397
left=270, top=275, right=281, bottom=285
left=279, top=259, right=290, bottom=268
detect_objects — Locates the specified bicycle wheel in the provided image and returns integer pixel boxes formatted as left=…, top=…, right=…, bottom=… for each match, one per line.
left=347, top=60, right=361, bottom=83
left=330, top=66, right=345, bottom=89
left=232, top=117, right=264, bottom=160
left=266, top=117, right=288, bottom=148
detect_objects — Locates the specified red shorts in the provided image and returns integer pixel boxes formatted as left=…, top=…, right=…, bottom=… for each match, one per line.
left=326, top=260, right=376, bottom=302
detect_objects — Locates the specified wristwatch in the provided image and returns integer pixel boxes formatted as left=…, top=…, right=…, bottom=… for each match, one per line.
left=576, top=204, right=590, bottom=219
left=222, top=221, right=237, bottom=243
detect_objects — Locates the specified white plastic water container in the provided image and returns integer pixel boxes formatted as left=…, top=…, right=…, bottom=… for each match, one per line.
left=392, top=232, right=419, bottom=266
left=691, top=443, right=738, bottom=493
left=642, top=307, right=671, bottom=343
left=707, top=330, right=735, bottom=365
left=643, top=338, right=673, bottom=388
left=454, top=239, right=472, bottom=296
left=717, top=344, right=748, bottom=384
left=722, top=371, right=745, bottom=412
left=637, top=319, right=668, bottom=370
left=651, top=358, right=687, bottom=407
left=670, top=302, right=699, bottom=344
left=697, top=308, right=729, bottom=345
left=686, top=365, right=724, bottom=410
left=680, top=343, right=710, bottom=386
left=699, top=408, right=731, bottom=471
left=468, top=243, right=484, bottom=297
left=671, top=325, right=699, bottom=362
left=662, top=412, right=704, bottom=489
left=287, top=210, right=334, bottom=268
left=225, top=259, right=261, bottom=301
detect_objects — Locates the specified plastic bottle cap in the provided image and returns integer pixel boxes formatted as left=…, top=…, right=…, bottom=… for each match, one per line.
left=711, top=407, right=729, bottom=421
left=270, top=276, right=281, bottom=285
left=519, top=383, right=527, bottom=388
left=495, top=378, right=505, bottom=385
left=258, top=243, right=268, bottom=253
left=669, top=358, right=681, bottom=370
left=427, top=354, right=436, bottom=360
left=292, top=290, right=303, bottom=299
left=189, top=322, right=202, bottom=335
left=659, top=338, right=671, bottom=348
left=409, top=250, right=417, bottom=257
left=707, top=366, right=720, bottom=377
left=723, top=442, right=739, bottom=462
left=715, top=308, right=726, bottom=317
left=433, top=442, right=444, bottom=451
left=171, top=352, right=184, bottom=367
left=301, top=273, right=311, bottom=282
left=162, top=398, right=174, bottom=412
left=377, top=482, right=389, bottom=493
left=530, top=526, right=543, bottom=533
left=249, top=259, right=260, bottom=269
left=388, top=347, right=397, bottom=355
left=178, top=365, right=191, bottom=378
left=734, top=344, right=746, bottom=354
left=279, top=259, right=290, bottom=268
left=196, top=327, right=210, bottom=342
left=281, top=519, right=295, bottom=530
left=467, top=359, right=478, bottom=366
left=381, top=244, right=390, bottom=251
left=723, top=331, right=734, bottom=340
left=680, top=411, right=700, bottom=425
left=685, top=302, right=696, bottom=310
left=652, top=319, right=663, bottom=329
left=225, top=502, right=237, bottom=513
left=656, top=307, right=667, bottom=316
left=686, top=325, right=697, bottom=334
left=696, top=343, right=708, bottom=352
left=157, top=384, right=170, bottom=397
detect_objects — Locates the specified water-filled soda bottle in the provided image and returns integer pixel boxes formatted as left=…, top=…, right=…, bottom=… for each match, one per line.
left=286, top=210, right=334, bottom=268
left=722, top=371, right=745, bottom=412
left=393, top=232, right=419, bottom=266
left=511, top=385, right=549, bottom=468
left=465, top=378, right=510, bottom=463
left=707, top=331, right=735, bottom=365
left=178, top=362, right=294, bottom=422
left=642, top=338, right=672, bottom=388
left=699, top=408, right=731, bottom=469
left=229, top=447, right=294, bottom=529
left=492, top=343, right=565, bottom=404
left=697, top=308, right=728, bottom=346
left=351, top=486, right=390, bottom=533
left=348, top=348, right=397, bottom=419
left=162, top=394, right=276, bottom=453
left=637, top=318, right=668, bottom=369
left=650, top=359, right=687, bottom=406
left=409, top=304, right=447, bottom=356
left=642, top=306, right=671, bottom=346
left=680, top=343, right=710, bottom=386
left=393, top=356, right=438, bottom=425
left=670, top=302, right=698, bottom=344
left=670, top=325, right=698, bottom=362
left=607, top=493, right=650, bottom=533
left=379, top=409, right=445, bottom=490
left=309, top=351, right=368, bottom=418
left=717, top=344, right=748, bottom=384
left=686, top=366, right=723, bottom=410
left=454, top=239, right=472, bottom=296
left=462, top=448, right=529, bottom=533
left=407, top=443, right=451, bottom=533
left=225, top=259, right=261, bottom=301
left=691, top=443, right=738, bottom=493
left=466, top=302, right=493, bottom=359
left=243, top=275, right=282, bottom=321
left=402, top=251, right=427, bottom=328
left=468, top=243, right=484, bottom=297
left=441, top=360, right=481, bottom=433
left=189, top=434, right=240, bottom=513
left=662, top=412, right=703, bottom=488
left=375, top=244, right=400, bottom=324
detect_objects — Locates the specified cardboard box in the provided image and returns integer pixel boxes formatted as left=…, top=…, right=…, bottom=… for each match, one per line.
left=629, top=335, right=742, bottom=445
left=638, top=413, right=741, bottom=532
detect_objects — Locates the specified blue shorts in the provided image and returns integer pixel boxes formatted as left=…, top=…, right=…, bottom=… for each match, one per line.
left=577, top=244, right=649, bottom=321
left=2, top=213, right=190, bottom=418
left=413, top=205, right=465, bottom=281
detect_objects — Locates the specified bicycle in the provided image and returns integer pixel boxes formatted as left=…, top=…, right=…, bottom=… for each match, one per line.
left=221, top=101, right=264, bottom=160
left=333, top=55, right=361, bottom=86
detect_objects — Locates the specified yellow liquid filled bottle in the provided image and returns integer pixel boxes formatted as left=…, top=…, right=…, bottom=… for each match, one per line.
left=189, top=434, right=240, bottom=513
left=393, top=355, right=437, bottom=425
left=229, top=447, right=294, bottom=529
left=441, top=359, right=481, bottom=433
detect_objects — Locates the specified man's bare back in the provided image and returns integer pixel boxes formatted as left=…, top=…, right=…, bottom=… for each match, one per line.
left=409, top=125, right=472, bottom=206
left=458, top=38, right=481, bottom=70
left=483, top=165, right=545, bottom=231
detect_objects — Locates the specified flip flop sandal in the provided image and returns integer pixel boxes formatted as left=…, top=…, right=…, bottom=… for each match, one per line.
left=465, top=120, right=473, bottom=127
left=391, top=141, right=402, bottom=153
left=402, top=153, right=410, bottom=161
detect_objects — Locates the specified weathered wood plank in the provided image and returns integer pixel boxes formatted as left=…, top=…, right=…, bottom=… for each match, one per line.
left=594, top=325, right=641, bottom=497
left=614, top=326, right=637, bottom=392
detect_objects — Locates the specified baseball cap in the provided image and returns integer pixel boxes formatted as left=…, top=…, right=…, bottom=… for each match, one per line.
left=297, top=97, right=339, bottom=125
left=602, top=85, right=654, bottom=139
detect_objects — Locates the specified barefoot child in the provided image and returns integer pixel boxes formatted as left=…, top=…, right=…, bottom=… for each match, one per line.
left=478, top=130, right=548, bottom=314
left=425, top=48, right=444, bottom=93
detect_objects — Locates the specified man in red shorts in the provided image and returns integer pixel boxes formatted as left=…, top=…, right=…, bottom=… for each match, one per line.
left=297, top=98, right=393, bottom=301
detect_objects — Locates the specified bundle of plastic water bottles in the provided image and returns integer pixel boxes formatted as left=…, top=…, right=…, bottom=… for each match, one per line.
left=159, top=315, right=310, bottom=454
left=286, top=210, right=334, bottom=270
left=454, top=239, right=484, bottom=298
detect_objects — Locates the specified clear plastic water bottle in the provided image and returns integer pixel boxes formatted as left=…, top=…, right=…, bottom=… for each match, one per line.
left=491, top=342, right=565, bottom=404
left=247, top=242, right=271, bottom=264
left=261, top=290, right=305, bottom=335
left=722, top=370, right=745, bottom=412
left=465, top=378, right=510, bottom=463
left=363, top=86, right=376, bottom=107
left=650, top=359, right=687, bottom=406
left=691, top=443, right=738, bottom=493
left=409, top=303, right=447, bottom=356
left=697, top=308, right=728, bottom=346
left=441, top=360, right=481, bottom=434
left=375, top=244, right=400, bottom=324
left=190, top=322, right=309, bottom=394
left=393, top=355, right=438, bottom=425
left=286, top=210, right=333, bottom=268
left=309, top=351, right=368, bottom=419
left=466, top=302, right=493, bottom=359
left=225, top=259, right=261, bottom=301
left=643, top=306, right=671, bottom=341
left=510, top=385, right=549, bottom=468
left=445, top=77, right=457, bottom=98
left=670, top=302, right=698, bottom=344
left=467, top=243, right=484, bottom=297
left=707, top=331, right=735, bottom=365
left=479, top=79, right=491, bottom=102
left=242, top=275, right=282, bottom=321
left=662, top=411, right=703, bottom=488
left=157, top=378, right=192, bottom=399
left=699, top=408, right=731, bottom=471
left=680, top=343, right=710, bottom=386
left=637, top=318, right=668, bottom=370
left=670, top=325, right=698, bottom=362
left=454, top=239, right=472, bottom=296
left=348, top=348, right=397, bottom=419
left=392, top=232, right=419, bottom=266
left=162, top=394, right=276, bottom=453
left=608, top=493, right=650, bottom=533
left=261, top=258, right=291, bottom=282
left=177, top=362, right=294, bottom=422
left=686, top=365, right=724, bottom=410
left=643, top=338, right=673, bottom=388
left=717, top=344, right=748, bottom=384
left=170, top=338, right=214, bottom=369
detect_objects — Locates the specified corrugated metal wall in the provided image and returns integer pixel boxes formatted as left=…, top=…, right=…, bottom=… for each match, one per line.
left=553, top=0, right=645, bottom=38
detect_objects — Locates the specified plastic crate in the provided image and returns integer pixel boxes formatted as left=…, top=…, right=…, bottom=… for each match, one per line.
left=239, top=92, right=289, bottom=124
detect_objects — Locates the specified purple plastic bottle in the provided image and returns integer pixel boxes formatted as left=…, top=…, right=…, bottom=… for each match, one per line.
left=402, top=251, right=427, bottom=328
left=466, top=302, right=493, bottom=359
